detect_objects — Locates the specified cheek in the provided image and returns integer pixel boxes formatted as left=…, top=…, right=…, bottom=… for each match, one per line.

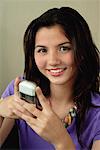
left=65, top=54, right=75, bottom=65
left=35, top=55, right=45, bottom=69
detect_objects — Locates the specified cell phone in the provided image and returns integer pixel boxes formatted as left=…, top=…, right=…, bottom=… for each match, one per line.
left=19, top=80, right=42, bottom=110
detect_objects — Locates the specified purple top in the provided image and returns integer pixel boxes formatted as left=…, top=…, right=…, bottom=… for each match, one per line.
left=2, top=79, right=100, bottom=150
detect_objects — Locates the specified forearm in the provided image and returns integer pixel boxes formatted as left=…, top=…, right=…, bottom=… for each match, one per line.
left=0, top=98, right=15, bottom=145
left=0, top=118, right=15, bottom=145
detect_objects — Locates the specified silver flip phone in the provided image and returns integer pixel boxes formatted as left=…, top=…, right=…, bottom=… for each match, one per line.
left=19, top=80, right=42, bottom=110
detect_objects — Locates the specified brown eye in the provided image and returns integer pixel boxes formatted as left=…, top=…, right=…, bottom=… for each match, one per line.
left=37, top=48, right=47, bottom=53
left=60, top=46, right=71, bottom=52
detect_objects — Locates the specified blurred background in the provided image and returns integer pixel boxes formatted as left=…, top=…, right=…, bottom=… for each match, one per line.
left=0, top=0, right=100, bottom=96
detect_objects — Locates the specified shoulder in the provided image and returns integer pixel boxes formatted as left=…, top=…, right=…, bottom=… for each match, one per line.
left=90, top=92, right=100, bottom=117
left=1, top=79, right=15, bottom=98
left=88, top=93, right=100, bottom=119
left=1, top=76, right=24, bottom=98
left=91, top=92, right=100, bottom=106
left=80, top=93, right=100, bottom=146
left=86, top=92, right=100, bottom=124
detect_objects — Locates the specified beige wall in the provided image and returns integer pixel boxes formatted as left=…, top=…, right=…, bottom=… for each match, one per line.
left=0, top=0, right=100, bottom=96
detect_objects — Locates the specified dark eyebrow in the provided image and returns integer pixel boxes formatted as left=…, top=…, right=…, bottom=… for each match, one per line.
left=58, top=41, right=71, bottom=46
left=35, top=41, right=71, bottom=49
left=35, top=45, right=47, bottom=49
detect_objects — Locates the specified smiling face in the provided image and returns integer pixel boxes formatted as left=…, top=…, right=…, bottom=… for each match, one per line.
left=34, top=25, right=77, bottom=86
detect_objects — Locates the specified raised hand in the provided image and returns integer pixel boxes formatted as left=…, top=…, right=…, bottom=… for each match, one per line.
left=0, top=77, right=31, bottom=119
left=13, top=86, right=70, bottom=147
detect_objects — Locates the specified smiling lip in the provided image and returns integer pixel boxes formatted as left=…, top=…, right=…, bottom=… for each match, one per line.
left=47, top=68, right=66, bottom=76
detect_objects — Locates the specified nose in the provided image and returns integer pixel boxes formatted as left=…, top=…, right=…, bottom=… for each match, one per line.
left=48, top=50, right=61, bottom=66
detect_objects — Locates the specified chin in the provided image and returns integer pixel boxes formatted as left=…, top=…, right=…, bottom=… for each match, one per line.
left=50, top=79, right=69, bottom=85
left=49, top=75, right=76, bottom=86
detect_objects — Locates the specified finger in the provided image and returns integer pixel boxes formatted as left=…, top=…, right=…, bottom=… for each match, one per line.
left=14, top=96, right=26, bottom=106
left=13, top=100, right=26, bottom=113
left=21, top=114, right=36, bottom=125
left=35, top=87, right=48, bottom=109
left=14, top=77, right=21, bottom=96
left=23, top=102, right=41, bottom=118
left=13, top=97, right=34, bottom=117
left=10, top=113, right=20, bottom=119
left=12, top=109, right=24, bottom=119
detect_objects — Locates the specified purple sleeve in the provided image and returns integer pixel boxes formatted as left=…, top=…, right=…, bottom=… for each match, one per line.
left=1, top=80, right=15, bottom=98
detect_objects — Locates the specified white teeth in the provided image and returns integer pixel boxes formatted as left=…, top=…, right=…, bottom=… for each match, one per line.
left=49, top=69, right=63, bottom=73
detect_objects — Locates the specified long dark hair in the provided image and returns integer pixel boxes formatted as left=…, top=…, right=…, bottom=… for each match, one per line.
left=23, top=7, right=99, bottom=147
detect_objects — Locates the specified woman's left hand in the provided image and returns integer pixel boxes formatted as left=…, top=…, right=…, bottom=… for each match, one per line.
left=13, top=87, right=73, bottom=148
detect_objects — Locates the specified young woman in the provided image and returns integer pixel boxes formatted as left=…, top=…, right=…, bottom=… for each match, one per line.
left=0, top=7, right=100, bottom=149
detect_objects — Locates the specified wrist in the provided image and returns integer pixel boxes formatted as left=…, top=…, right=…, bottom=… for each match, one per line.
left=54, top=132, right=75, bottom=150
left=55, top=142, right=75, bottom=150
left=54, top=143, right=67, bottom=150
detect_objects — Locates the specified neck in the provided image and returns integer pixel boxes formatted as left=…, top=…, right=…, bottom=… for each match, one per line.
left=50, top=83, right=74, bottom=105
left=49, top=83, right=75, bottom=120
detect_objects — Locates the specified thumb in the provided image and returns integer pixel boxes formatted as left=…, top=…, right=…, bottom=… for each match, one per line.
left=14, top=77, right=21, bottom=96
left=35, top=86, right=49, bottom=110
